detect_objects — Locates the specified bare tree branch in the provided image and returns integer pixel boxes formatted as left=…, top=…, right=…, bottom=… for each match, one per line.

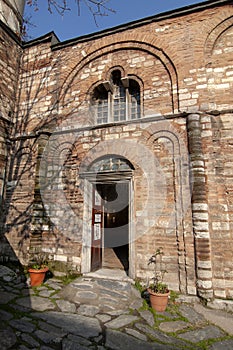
left=23, top=0, right=115, bottom=39
left=26, top=0, right=115, bottom=18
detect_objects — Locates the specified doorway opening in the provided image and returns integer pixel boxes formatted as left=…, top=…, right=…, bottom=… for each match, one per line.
left=91, top=182, right=129, bottom=273
left=81, top=155, right=134, bottom=276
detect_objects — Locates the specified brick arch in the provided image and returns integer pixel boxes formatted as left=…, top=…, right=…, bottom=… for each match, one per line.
left=204, top=16, right=233, bottom=58
left=78, top=125, right=193, bottom=293
left=59, top=40, right=179, bottom=113
left=79, top=139, right=139, bottom=173
left=105, top=65, right=126, bottom=80
left=146, top=126, right=193, bottom=294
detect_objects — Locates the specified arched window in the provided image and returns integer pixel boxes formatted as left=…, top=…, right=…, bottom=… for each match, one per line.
left=89, top=155, right=134, bottom=173
left=92, top=69, right=141, bottom=124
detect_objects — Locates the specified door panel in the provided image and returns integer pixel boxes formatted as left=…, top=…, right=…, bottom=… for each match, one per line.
left=91, top=187, right=102, bottom=271
left=102, top=182, right=129, bottom=271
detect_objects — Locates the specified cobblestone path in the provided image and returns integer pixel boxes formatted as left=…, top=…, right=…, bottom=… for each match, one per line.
left=1, top=265, right=233, bottom=349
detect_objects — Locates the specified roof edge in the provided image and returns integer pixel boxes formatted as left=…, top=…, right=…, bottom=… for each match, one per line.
left=0, top=18, right=22, bottom=46
left=22, top=31, right=60, bottom=48
left=51, top=0, right=232, bottom=51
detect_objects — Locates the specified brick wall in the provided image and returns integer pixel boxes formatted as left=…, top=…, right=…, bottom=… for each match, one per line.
left=0, top=23, right=22, bottom=262
left=1, top=1, right=233, bottom=301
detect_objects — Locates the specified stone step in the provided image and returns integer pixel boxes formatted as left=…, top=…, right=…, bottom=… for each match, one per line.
left=58, top=274, right=140, bottom=313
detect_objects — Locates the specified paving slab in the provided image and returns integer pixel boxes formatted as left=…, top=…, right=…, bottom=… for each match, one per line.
left=61, top=339, right=90, bottom=350
left=85, top=268, right=133, bottom=282
left=125, top=327, right=148, bottom=341
left=9, top=318, right=36, bottom=333
left=96, top=313, right=112, bottom=323
left=194, top=302, right=233, bottom=335
left=0, top=328, right=17, bottom=350
left=34, top=329, right=64, bottom=345
left=69, top=281, right=94, bottom=290
left=56, top=299, right=77, bottom=313
left=96, top=278, right=132, bottom=292
left=0, top=309, right=13, bottom=321
left=208, top=299, right=233, bottom=313
left=77, top=304, right=100, bottom=316
left=159, top=320, right=191, bottom=332
left=76, top=290, right=99, bottom=300
left=38, top=289, right=55, bottom=297
left=65, top=333, right=93, bottom=346
left=0, top=291, right=17, bottom=304
left=105, top=329, right=174, bottom=350
left=139, top=309, right=155, bottom=327
left=135, top=322, right=183, bottom=345
left=130, top=298, right=144, bottom=309
left=178, top=325, right=226, bottom=343
left=209, top=338, right=233, bottom=350
left=37, top=320, right=68, bottom=336
left=1, top=266, right=233, bottom=350
left=20, top=333, right=40, bottom=348
left=179, top=304, right=206, bottom=324
left=105, top=314, right=139, bottom=329
left=0, top=265, right=17, bottom=281
left=44, top=280, right=63, bottom=290
left=18, top=346, right=31, bottom=350
left=16, top=295, right=56, bottom=311
left=32, top=311, right=102, bottom=338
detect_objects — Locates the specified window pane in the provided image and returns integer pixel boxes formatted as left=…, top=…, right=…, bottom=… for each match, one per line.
left=92, top=84, right=109, bottom=124
left=89, top=156, right=133, bottom=172
left=129, top=80, right=140, bottom=119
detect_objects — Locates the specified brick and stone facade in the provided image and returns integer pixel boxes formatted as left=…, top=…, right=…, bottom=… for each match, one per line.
left=1, top=0, right=233, bottom=304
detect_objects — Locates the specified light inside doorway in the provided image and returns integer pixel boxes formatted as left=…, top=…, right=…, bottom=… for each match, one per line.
left=88, top=155, right=133, bottom=274
left=97, top=182, right=129, bottom=272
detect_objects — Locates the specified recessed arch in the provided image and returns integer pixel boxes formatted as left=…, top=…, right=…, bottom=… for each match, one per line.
left=59, top=40, right=179, bottom=113
left=106, top=65, right=125, bottom=80
left=88, top=154, right=135, bottom=173
left=204, top=16, right=233, bottom=58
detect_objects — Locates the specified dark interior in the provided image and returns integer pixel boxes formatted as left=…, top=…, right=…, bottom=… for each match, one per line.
left=97, top=182, right=129, bottom=272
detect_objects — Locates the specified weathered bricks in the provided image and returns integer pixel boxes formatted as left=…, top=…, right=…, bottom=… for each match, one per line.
left=0, top=1, right=233, bottom=301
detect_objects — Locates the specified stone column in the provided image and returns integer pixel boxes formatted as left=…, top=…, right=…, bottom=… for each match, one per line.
left=187, top=113, right=213, bottom=300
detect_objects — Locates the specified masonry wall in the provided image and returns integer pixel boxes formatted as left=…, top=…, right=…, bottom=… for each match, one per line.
left=2, top=2, right=233, bottom=299
left=0, top=23, right=22, bottom=261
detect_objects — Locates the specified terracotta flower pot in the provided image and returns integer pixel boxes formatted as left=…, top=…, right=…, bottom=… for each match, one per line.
left=28, top=267, right=49, bottom=287
left=148, top=288, right=170, bottom=312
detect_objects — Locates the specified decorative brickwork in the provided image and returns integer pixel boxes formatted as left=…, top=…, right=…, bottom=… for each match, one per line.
left=0, top=0, right=233, bottom=303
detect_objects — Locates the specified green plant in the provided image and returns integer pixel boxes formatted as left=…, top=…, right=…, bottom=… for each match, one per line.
left=29, top=263, right=47, bottom=270
left=28, top=250, right=48, bottom=270
left=134, top=278, right=144, bottom=293
left=148, top=248, right=168, bottom=294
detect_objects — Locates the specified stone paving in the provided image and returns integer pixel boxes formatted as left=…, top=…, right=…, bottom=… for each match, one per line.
left=1, top=265, right=233, bottom=349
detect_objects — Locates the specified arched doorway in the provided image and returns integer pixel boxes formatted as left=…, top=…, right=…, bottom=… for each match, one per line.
left=81, top=155, right=134, bottom=276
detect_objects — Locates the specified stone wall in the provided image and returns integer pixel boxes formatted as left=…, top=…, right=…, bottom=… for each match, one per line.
left=1, top=1, right=233, bottom=300
left=0, top=22, right=22, bottom=262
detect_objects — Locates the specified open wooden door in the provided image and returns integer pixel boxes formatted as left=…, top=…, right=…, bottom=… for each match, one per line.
left=91, top=186, right=103, bottom=271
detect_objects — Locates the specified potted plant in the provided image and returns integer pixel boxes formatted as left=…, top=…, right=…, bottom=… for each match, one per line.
left=147, top=248, right=170, bottom=312
left=28, top=252, right=49, bottom=287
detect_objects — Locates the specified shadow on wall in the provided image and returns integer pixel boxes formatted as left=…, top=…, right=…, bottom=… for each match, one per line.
left=0, top=236, right=105, bottom=348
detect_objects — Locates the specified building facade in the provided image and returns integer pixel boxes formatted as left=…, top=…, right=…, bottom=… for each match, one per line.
left=0, top=0, right=233, bottom=305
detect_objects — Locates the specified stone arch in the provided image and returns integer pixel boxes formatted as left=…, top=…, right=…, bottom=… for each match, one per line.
left=146, top=126, right=193, bottom=294
left=105, top=65, right=126, bottom=80
left=88, top=154, right=135, bottom=172
left=204, top=16, right=233, bottom=108
left=204, top=16, right=233, bottom=58
left=59, top=41, right=179, bottom=113
left=38, top=134, right=83, bottom=241
left=78, top=123, right=194, bottom=292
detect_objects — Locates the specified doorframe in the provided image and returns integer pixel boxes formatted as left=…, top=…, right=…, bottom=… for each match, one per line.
left=81, top=172, right=135, bottom=279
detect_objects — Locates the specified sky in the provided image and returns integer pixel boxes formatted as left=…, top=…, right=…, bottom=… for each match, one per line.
left=24, top=0, right=207, bottom=42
